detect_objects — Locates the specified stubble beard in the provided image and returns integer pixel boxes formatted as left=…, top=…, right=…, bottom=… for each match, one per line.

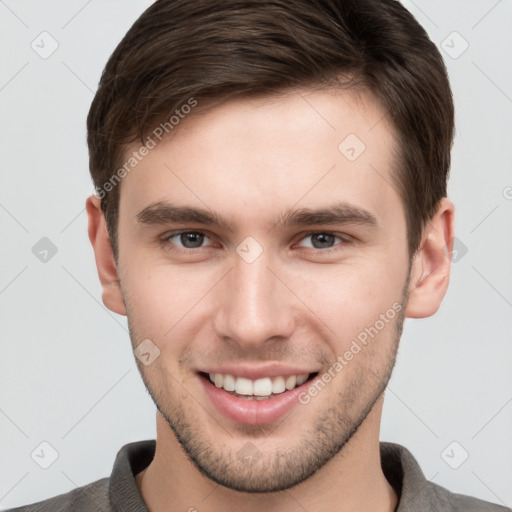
left=125, top=276, right=410, bottom=493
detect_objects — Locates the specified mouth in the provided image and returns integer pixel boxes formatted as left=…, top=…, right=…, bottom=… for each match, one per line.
left=200, top=372, right=318, bottom=399
left=198, top=371, right=319, bottom=425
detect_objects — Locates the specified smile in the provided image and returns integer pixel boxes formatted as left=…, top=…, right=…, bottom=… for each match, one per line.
left=207, top=372, right=311, bottom=399
left=199, top=370, right=319, bottom=425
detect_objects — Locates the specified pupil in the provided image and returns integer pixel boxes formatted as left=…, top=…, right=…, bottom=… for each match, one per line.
left=181, top=232, right=204, bottom=248
left=313, top=233, right=334, bottom=248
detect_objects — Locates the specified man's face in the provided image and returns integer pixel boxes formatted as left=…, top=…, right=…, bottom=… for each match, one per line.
left=116, top=88, right=411, bottom=492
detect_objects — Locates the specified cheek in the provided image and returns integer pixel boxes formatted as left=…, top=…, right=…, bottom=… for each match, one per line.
left=122, top=259, right=218, bottom=344
left=294, top=257, right=403, bottom=312
left=121, top=241, right=407, bottom=352
left=290, top=259, right=405, bottom=347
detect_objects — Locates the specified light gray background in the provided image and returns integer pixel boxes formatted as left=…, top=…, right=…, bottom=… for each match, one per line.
left=1, top=0, right=511, bottom=509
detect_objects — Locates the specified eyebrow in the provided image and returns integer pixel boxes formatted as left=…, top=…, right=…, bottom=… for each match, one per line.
left=136, top=201, right=378, bottom=232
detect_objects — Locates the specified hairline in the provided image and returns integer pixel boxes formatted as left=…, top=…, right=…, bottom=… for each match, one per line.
left=104, top=83, right=422, bottom=263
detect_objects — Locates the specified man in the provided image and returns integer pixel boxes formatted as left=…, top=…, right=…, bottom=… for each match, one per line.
left=7, top=0, right=508, bottom=510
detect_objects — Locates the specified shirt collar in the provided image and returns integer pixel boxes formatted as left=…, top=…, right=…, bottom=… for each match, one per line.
left=108, top=439, right=429, bottom=511
left=380, top=441, right=433, bottom=510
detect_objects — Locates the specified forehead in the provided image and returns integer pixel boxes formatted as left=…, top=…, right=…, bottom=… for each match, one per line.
left=118, top=87, right=402, bottom=233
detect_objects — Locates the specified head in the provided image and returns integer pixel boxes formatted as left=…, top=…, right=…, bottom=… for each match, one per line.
left=86, top=0, right=455, bottom=493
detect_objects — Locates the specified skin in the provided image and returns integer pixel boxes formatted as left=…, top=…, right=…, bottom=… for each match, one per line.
left=86, top=87, right=454, bottom=512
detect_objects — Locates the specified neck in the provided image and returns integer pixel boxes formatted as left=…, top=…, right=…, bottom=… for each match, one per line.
left=136, top=396, right=398, bottom=512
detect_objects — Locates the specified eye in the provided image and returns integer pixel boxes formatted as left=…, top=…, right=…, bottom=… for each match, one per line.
left=162, top=230, right=215, bottom=250
left=159, top=230, right=349, bottom=253
left=296, top=232, right=345, bottom=250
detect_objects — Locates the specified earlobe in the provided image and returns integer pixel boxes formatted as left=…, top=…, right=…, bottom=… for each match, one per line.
left=85, top=195, right=127, bottom=316
left=405, top=198, right=455, bottom=318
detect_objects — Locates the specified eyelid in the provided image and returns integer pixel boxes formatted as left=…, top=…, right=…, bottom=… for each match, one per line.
left=293, top=231, right=349, bottom=250
left=160, top=229, right=218, bottom=250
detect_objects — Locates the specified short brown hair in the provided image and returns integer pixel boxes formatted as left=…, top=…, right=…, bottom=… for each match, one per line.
left=87, top=0, right=454, bottom=262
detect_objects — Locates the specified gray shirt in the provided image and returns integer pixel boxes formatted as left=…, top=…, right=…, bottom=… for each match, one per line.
left=5, top=440, right=509, bottom=511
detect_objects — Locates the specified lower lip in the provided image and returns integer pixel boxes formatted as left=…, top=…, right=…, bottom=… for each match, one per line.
left=200, top=375, right=310, bottom=426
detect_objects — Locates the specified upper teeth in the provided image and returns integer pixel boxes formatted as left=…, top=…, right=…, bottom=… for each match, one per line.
left=208, top=373, right=309, bottom=396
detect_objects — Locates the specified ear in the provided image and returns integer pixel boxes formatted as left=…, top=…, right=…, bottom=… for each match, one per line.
left=405, top=197, right=455, bottom=318
left=85, top=195, right=126, bottom=316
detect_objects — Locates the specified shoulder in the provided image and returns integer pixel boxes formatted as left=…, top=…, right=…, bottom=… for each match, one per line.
left=425, top=480, right=510, bottom=512
left=380, top=442, right=509, bottom=512
left=3, top=477, right=110, bottom=512
left=4, top=439, right=155, bottom=512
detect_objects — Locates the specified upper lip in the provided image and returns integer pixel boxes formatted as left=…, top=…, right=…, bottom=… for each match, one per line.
left=198, top=363, right=320, bottom=380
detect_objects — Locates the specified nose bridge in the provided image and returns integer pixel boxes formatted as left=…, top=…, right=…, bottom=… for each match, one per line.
left=213, top=247, right=295, bottom=347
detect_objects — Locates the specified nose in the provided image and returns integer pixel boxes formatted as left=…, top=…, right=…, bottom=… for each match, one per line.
left=213, top=250, right=296, bottom=350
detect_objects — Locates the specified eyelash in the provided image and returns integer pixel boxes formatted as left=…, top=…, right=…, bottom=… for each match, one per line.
left=159, top=230, right=350, bottom=254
